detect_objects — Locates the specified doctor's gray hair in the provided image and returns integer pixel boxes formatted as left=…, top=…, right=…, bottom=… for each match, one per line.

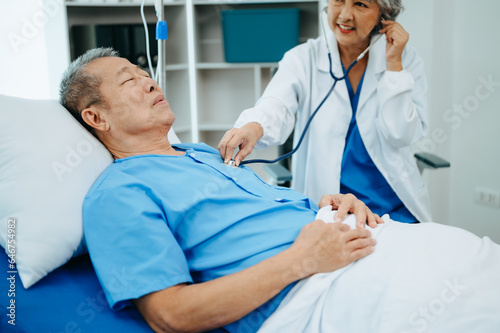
left=369, top=0, right=404, bottom=37
left=59, top=47, right=119, bottom=134
left=376, top=0, right=404, bottom=21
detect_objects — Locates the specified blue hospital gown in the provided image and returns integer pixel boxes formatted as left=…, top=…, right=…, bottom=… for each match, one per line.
left=83, top=143, right=318, bottom=332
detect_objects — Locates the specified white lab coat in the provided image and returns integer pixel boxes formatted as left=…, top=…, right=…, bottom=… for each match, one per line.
left=235, top=31, right=432, bottom=222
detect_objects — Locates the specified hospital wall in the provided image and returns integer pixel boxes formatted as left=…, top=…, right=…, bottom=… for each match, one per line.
left=0, top=0, right=69, bottom=100
left=1, top=0, right=499, bottom=242
left=448, top=1, right=500, bottom=242
left=400, top=0, right=500, bottom=242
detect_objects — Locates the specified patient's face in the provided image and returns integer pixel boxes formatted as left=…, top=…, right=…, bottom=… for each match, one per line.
left=86, top=57, right=174, bottom=138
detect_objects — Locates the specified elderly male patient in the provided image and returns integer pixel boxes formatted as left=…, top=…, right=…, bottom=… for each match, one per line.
left=60, top=48, right=380, bottom=332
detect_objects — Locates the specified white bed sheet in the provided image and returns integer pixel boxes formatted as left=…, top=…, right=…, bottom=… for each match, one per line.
left=259, top=207, right=500, bottom=333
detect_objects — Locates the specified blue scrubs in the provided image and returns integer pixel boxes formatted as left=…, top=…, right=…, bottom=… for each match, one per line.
left=83, top=143, right=317, bottom=332
left=339, top=64, right=417, bottom=223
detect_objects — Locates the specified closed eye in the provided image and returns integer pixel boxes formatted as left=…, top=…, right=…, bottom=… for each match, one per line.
left=355, top=1, right=369, bottom=7
left=122, top=77, right=134, bottom=85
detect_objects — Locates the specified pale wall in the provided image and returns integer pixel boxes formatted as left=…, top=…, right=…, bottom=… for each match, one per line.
left=400, top=0, right=500, bottom=242
left=0, top=0, right=69, bottom=100
left=447, top=0, right=500, bottom=242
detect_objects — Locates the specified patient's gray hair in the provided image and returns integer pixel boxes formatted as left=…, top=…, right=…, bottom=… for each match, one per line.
left=59, top=47, right=119, bottom=134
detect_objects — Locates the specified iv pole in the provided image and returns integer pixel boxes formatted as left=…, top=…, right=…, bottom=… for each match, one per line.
left=155, top=0, right=167, bottom=94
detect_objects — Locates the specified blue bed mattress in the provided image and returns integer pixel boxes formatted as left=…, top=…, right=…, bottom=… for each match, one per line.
left=0, top=250, right=153, bottom=332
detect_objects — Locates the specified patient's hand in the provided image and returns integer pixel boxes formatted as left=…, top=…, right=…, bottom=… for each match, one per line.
left=285, top=219, right=376, bottom=278
left=319, top=194, right=383, bottom=229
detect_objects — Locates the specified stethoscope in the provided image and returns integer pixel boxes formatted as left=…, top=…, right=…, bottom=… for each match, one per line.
left=236, top=8, right=383, bottom=167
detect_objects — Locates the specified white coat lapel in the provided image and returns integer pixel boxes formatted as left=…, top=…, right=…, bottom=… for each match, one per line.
left=317, top=31, right=350, bottom=106
left=358, top=37, right=387, bottom=112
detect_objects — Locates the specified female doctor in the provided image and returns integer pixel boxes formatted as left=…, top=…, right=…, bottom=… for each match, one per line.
left=218, top=0, right=432, bottom=223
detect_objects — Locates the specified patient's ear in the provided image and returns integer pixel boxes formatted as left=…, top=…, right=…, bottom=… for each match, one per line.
left=81, top=106, right=110, bottom=132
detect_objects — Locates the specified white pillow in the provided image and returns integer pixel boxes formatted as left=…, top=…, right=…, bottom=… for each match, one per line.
left=0, top=94, right=181, bottom=288
left=0, top=94, right=181, bottom=289
left=0, top=94, right=113, bottom=288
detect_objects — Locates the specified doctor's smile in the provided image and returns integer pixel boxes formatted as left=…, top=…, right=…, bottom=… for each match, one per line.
left=337, top=24, right=355, bottom=33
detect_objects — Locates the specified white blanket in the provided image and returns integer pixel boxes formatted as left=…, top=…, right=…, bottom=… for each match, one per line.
left=258, top=207, right=500, bottom=333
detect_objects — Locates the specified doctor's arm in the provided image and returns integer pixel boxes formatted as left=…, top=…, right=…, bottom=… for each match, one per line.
left=218, top=48, right=309, bottom=165
left=377, top=21, right=429, bottom=147
left=134, top=220, right=375, bottom=333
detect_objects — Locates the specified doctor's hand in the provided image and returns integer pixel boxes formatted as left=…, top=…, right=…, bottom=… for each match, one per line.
left=319, top=194, right=384, bottom=229
left=379, top=20, right=409, bottom=72
left=218, top=122, right=263, bottom=166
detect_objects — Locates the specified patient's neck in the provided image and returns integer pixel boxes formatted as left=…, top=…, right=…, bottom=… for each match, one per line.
left=100, top=132, right=184, bottom=160
left=109, top=144, right=183, bottom=160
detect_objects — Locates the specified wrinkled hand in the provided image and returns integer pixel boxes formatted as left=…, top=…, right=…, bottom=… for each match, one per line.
left=218, top=122, right=263, bottom=166
left=379, top=20, right=409, bottom=72
left=319, top=194, right=384, bottom=229
left=286, top=219, right=376, bottom=279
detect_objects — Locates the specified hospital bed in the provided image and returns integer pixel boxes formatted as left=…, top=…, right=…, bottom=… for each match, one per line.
left=0, top=94, right=226, bottom=333
left=1, top=94, right=499, bottom=333
left=0, top=250, right=152, bottom=332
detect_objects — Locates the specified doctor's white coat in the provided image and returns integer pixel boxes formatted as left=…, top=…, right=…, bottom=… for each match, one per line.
left=235, top=32, right=432, bottom=222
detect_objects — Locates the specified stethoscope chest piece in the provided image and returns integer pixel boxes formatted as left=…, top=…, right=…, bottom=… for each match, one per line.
left=222, top=160, right=239, bottom=168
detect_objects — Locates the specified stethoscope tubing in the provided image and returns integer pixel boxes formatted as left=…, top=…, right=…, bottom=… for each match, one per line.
left=241, top=53, right=357, bottom=165
left=241, top=6, right=383, bottom=166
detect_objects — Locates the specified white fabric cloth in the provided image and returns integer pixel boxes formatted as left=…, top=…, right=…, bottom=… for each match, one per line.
left=235, top=30, right=432, bottom=222
left=258, top=206, right=500, bottom=333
